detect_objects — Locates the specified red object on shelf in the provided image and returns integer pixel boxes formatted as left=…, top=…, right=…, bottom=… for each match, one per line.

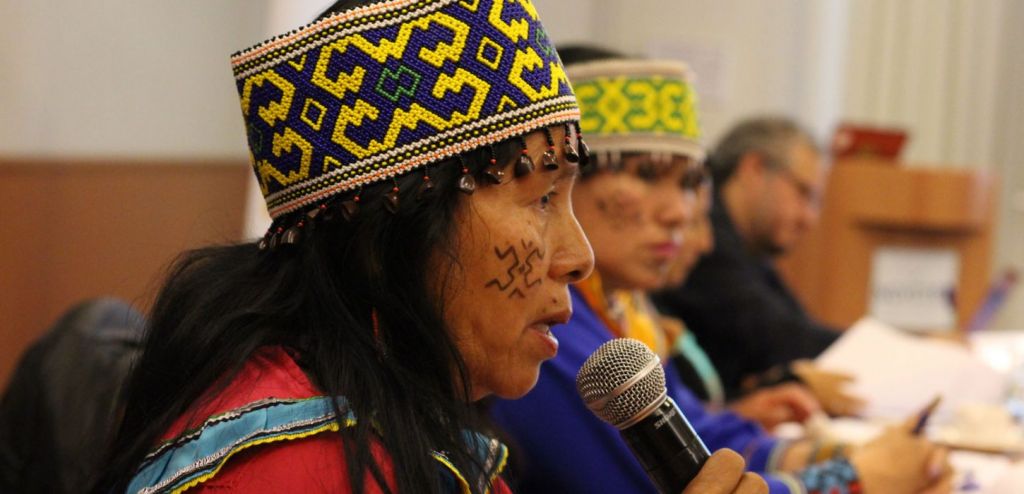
left=832, top=123, right=909, bottom=161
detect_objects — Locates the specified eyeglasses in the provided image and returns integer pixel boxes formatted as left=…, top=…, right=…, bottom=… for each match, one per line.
left=771, top=163, right=821, bottom=208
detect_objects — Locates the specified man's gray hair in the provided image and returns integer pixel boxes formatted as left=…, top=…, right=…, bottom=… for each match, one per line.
left=707, top=116, right=819, bottom=186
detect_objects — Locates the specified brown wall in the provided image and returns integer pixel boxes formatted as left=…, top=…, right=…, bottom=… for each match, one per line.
left=0, top=159, right=251, bottom=387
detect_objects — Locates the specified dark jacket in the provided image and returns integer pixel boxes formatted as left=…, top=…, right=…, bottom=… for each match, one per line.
left=0, top=298, right=144, bottom=493
left=653, top=196, right=840, bottom=399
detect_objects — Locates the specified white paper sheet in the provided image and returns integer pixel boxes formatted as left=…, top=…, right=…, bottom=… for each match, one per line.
left=970, top=330, right=1024, bottom=374
left=868, top=246, right=959, bottom=332
left=816, top=318, right=1007, bottom=420
left=987, top=460, right=1024, bottom=492
left=808, top=418, right=1024, bottom=492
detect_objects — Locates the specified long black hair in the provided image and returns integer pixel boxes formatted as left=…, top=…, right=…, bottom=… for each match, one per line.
left=94, top=0, right=528, bottom=485
left=99, top=142, right=522, bottom=494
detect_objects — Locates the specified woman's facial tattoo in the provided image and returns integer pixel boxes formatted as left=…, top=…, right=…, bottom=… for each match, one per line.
left=595, top=187, right=644, bottom=231
left=484, top=240, right=546, bottom=299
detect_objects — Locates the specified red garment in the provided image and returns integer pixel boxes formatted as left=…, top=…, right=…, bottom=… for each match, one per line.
left=160, top=347, right=511, bottom=493
left=161, top=347, right=320, bottom=440
left=194, top=431, right=396, bottom=493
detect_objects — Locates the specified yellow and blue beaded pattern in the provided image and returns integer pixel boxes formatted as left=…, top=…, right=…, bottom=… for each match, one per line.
left=567, top=60, right=702, bottom=161
left=232, top=0, right=579, bottom=218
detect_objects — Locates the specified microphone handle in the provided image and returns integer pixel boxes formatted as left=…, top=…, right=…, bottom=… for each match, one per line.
left=620, top=397, right=711, bottom=494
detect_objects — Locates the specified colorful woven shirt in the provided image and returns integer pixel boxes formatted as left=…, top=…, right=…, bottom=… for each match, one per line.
left=126, top=347, right=511, bottom=494
left=231, top=0, right=580, bottom=218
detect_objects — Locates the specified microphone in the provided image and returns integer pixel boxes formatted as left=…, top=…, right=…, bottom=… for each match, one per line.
left=576, top=338, right=710, bottom=494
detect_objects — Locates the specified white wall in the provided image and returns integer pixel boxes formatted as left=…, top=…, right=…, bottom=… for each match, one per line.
left=539, top=0, right=848, bottom=146
left=267, top=0, right=337, bottom=32
left=3, top=0, right=1005, bottom=163
left=0, top=0, right=268, bottom=158
left=989, top=0, right=1024, bottom=329
left=0, top=0, right=829, bottom=158
left=842, top=0, right=1006, bottom=167
left=534, top=0, right=600, bottom=46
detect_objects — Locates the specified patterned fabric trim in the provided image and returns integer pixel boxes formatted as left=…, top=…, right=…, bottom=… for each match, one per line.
left=433, top=431, right=510, bottom=494
left=798, top=457, right=862, bottom=494
left=567, top=59, right=703, bottom=162
left=265, top=104, right=577, bottom=217
left=127, top=396, right=509, bottom=494
left=140, top=397, right=321, bottom=468
left=128, top=397, right=350, bottom=494
left=231, top=0, right=579, bottom=218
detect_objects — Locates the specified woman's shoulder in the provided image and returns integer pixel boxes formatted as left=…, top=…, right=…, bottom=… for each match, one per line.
left=162, top=346, right=321, bottom=439
left=128, top=347, right=356, bottom=493
left=190, top=428, right=394, bottom=493
left=129, top=347, right=513, bottom=494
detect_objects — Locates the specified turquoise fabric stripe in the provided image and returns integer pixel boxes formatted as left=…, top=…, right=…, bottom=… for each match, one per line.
left=128, top=397, right=350, bottom=494
left=128, top=395, right=507, bottom=494
left=675, top=331, right=726, bottom=407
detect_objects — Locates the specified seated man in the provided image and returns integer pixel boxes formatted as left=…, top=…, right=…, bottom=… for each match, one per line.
left=661, top=175, right=820, bottom=430
left=653, top=117, right=845, bottom=404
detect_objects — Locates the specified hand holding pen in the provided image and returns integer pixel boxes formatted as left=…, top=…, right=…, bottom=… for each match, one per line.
left=912, top=395, right=942, bottom=435
left=907, top=396, right=953, bottom=494
left=848, top=395, right=952, bottom=493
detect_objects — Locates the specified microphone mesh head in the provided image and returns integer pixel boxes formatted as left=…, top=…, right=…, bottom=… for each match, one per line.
left=575, top=338, right=666, bottom=427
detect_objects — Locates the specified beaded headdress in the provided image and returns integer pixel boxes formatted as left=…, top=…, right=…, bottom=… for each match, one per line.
left=567, top=59, right=703, bottom=167
left=232, top=0, right=582, bottom=237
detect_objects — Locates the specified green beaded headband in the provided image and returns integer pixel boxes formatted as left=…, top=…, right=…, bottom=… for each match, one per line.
left=567, top=59, right=703, bottom=164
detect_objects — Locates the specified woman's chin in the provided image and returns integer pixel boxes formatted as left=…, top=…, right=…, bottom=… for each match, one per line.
left=489, top=373, right=541, bottom=401
left=630, top=275, right=667, bottom=293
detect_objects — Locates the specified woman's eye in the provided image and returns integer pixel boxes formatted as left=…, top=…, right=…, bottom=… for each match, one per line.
left=636, top=163, right=659, bottom=182
left=679, top=169, right=705, bottom=190
left=539, top=191, right=556, bottom=209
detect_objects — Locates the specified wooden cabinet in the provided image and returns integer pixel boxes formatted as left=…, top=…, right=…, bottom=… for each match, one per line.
left=776, top=159, right=998, bottom=331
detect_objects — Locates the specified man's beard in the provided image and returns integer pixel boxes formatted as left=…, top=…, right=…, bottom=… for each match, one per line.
left=751, top=233, right=786, bottom=258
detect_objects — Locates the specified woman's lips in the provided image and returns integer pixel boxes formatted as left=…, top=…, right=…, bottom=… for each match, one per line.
left=528, top=310, right=569, bottom=358
left=529, top=323, right=559, bottom=356
left=650, top=241, right=681, bottom=259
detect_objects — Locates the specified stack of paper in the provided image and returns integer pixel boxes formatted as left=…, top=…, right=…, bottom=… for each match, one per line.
left=816, top=318, right=1007, bottom=421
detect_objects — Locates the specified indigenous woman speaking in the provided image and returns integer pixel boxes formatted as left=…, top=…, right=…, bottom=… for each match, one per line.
left=93, top=1, right=763, bottom=493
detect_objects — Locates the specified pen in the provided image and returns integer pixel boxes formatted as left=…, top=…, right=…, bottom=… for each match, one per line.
left=965, top=268, right=1019, bottom=333
left=912, top=395, right=942, bottom=435
left=959, top=470, right=980, bottom=492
